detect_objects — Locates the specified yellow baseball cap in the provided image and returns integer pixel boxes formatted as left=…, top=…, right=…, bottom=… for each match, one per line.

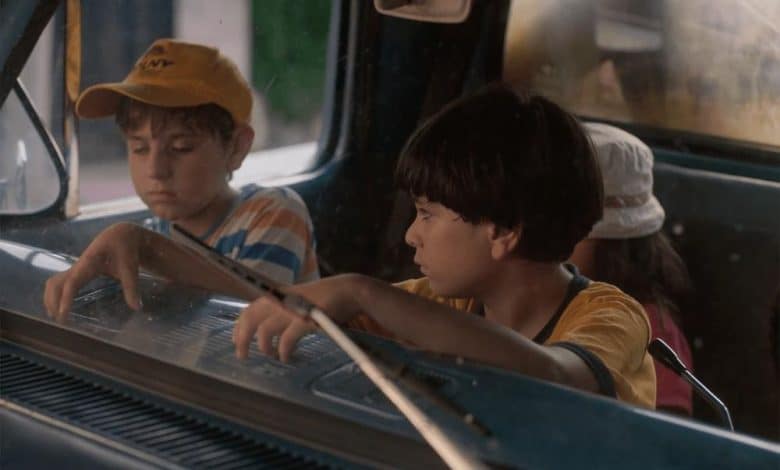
left=76, top=38, right=252, bottom=125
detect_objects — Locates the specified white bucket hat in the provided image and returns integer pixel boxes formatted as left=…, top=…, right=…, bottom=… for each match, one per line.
left=584, top=122, right=665, bottom=239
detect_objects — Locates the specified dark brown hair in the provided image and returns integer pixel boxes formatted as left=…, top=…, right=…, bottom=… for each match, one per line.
left=395, top=84, right=603, bottom=262
left=115, top=97, right=235, bottom=144
left=591, top=232, right=693, bottom=323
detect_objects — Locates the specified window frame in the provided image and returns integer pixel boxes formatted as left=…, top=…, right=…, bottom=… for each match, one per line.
left=587, top=117, right=780, bottom=183
left=0, top=79, right=68, bottom=224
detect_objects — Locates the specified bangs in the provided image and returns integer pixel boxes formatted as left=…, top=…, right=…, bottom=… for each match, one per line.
left=395, top=122, right=478, bottom=220
left=395, top=121, right=459, bottom=205
left=116, top=98, right=234, bottom=143
left=394, top=87, right=526, bottom=227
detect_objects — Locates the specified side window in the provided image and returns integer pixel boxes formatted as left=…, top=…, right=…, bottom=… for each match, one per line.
left=248, top=0, right=330, bottom=149
left=0, top=84, right=62, bottom=215
left=503, top=0, right=780, bottom=152
left=19, top=0, right=332, bottom=206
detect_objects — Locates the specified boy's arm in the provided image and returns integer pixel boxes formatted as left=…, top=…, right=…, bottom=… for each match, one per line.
left=44, top=222, right=257, bottom=318
left=354, top=276, right=601, bottom=392
left=136, top=226, right=261, bottom=300
left=233, top=274, right=600, bottom=394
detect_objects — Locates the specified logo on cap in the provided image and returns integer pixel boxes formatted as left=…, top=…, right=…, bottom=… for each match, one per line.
left=136, top=45, right=175, bottom=72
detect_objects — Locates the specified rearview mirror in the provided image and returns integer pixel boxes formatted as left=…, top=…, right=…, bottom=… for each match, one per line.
left=374, top=0, right=472, bottom=24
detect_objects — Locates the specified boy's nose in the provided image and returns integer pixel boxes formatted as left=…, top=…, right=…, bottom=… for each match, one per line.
left=148, top=150, right=172, bottom=179
left=404, top=219, right=421, bottom=248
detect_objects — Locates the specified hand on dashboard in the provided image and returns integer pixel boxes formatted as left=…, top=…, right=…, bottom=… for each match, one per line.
left=43, top=222, right=145, bottom=320
left=232, top=274, right=364, bottom=362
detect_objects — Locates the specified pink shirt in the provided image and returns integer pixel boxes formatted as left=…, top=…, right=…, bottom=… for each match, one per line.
left=644, top=303, right=694, bottom=414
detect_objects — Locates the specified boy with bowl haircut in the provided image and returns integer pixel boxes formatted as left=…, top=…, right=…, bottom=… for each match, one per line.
left=44, top=39, right=318, bottom=316
left=232, top=85, right=656, bottom=408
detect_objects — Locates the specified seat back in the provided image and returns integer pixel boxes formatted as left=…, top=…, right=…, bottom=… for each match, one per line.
left=654, top=160, right=780, bottom=440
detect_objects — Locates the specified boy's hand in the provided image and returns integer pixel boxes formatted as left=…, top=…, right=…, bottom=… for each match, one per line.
left=232, top=275, right=364, bottom=362
left=43, top=222, right=145, bottom=320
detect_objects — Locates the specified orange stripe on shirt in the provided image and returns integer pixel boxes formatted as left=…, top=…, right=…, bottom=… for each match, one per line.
left=245, top=207, right=312, bottom=244
left=209, top=206, right=312, bottom=248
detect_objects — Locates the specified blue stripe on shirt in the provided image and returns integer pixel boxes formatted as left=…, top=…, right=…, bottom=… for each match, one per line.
left=213, top=230, right=302, bottom=276
left=212, top=230, right=247, bottom=255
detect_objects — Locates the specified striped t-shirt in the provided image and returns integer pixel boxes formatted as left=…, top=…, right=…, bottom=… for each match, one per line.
left=145, top=184, right=319, bottom=285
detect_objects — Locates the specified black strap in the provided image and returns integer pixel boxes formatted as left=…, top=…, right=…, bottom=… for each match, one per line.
left=533, top=267, right=618, bottom=397
left=472, top=264, right=617, bottom=397
left=474, top=264, right=590, bottom=344
left=532, top=264, right=590, bottom=344
left=552, top=341, right=617, bottom=397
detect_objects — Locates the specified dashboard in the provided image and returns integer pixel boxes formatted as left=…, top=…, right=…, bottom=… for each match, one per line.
left=1, top=239, right=778, bottom=469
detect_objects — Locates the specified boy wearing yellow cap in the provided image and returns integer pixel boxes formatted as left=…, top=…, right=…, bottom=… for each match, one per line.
left=44, top=39, right=318, bottom=316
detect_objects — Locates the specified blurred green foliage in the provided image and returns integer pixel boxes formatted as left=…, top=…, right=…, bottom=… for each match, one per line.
left=251, top=0, right=330, bottom=122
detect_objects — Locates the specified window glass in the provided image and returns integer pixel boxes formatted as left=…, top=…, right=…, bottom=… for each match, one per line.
left=504, top=0, right=780, bottom=151
left=0, top=87, right=61, bottom=214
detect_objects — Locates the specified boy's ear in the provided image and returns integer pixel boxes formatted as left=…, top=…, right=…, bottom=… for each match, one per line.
left=226, top=124, right=254, bottom=171
left=488, top=223, right=522, bottom=260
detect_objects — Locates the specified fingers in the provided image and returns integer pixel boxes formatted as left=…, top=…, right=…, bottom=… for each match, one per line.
left=278, top=320, right=315, bottom=363
left=56, top=268, right=86, bottom=318
left=54, top=257, right=103, bottom=320
left=43, top=237, right=142, bottom=320
left=47, top=222, right=145, bottom=317
left=252, top=313, right=288, bottom=357
left=43, top=273, right=66, bottom=317
left=234, top=298, right=273, bottom=359
left=233, top=296, right=308, bottom=361
left=116, top=254, right=141, bottom=311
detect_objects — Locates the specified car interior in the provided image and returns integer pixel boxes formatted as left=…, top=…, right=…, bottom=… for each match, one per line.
left=0, top=0, right=778, bottom=467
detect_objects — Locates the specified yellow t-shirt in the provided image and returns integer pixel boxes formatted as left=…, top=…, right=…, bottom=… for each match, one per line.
left=348, top=277, right=656, bottom=408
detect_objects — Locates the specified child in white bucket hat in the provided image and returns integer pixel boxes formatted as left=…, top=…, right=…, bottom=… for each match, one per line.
left=570, top=122, right=695, bottom=416
left=585, top=123, right=665, bottom=240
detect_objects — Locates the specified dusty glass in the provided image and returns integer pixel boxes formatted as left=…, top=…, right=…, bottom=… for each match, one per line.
left=0, top=88, right=60, bottom=214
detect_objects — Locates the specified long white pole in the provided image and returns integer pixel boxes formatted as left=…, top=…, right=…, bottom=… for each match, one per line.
left=309, top=309, right=487, bottom=470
